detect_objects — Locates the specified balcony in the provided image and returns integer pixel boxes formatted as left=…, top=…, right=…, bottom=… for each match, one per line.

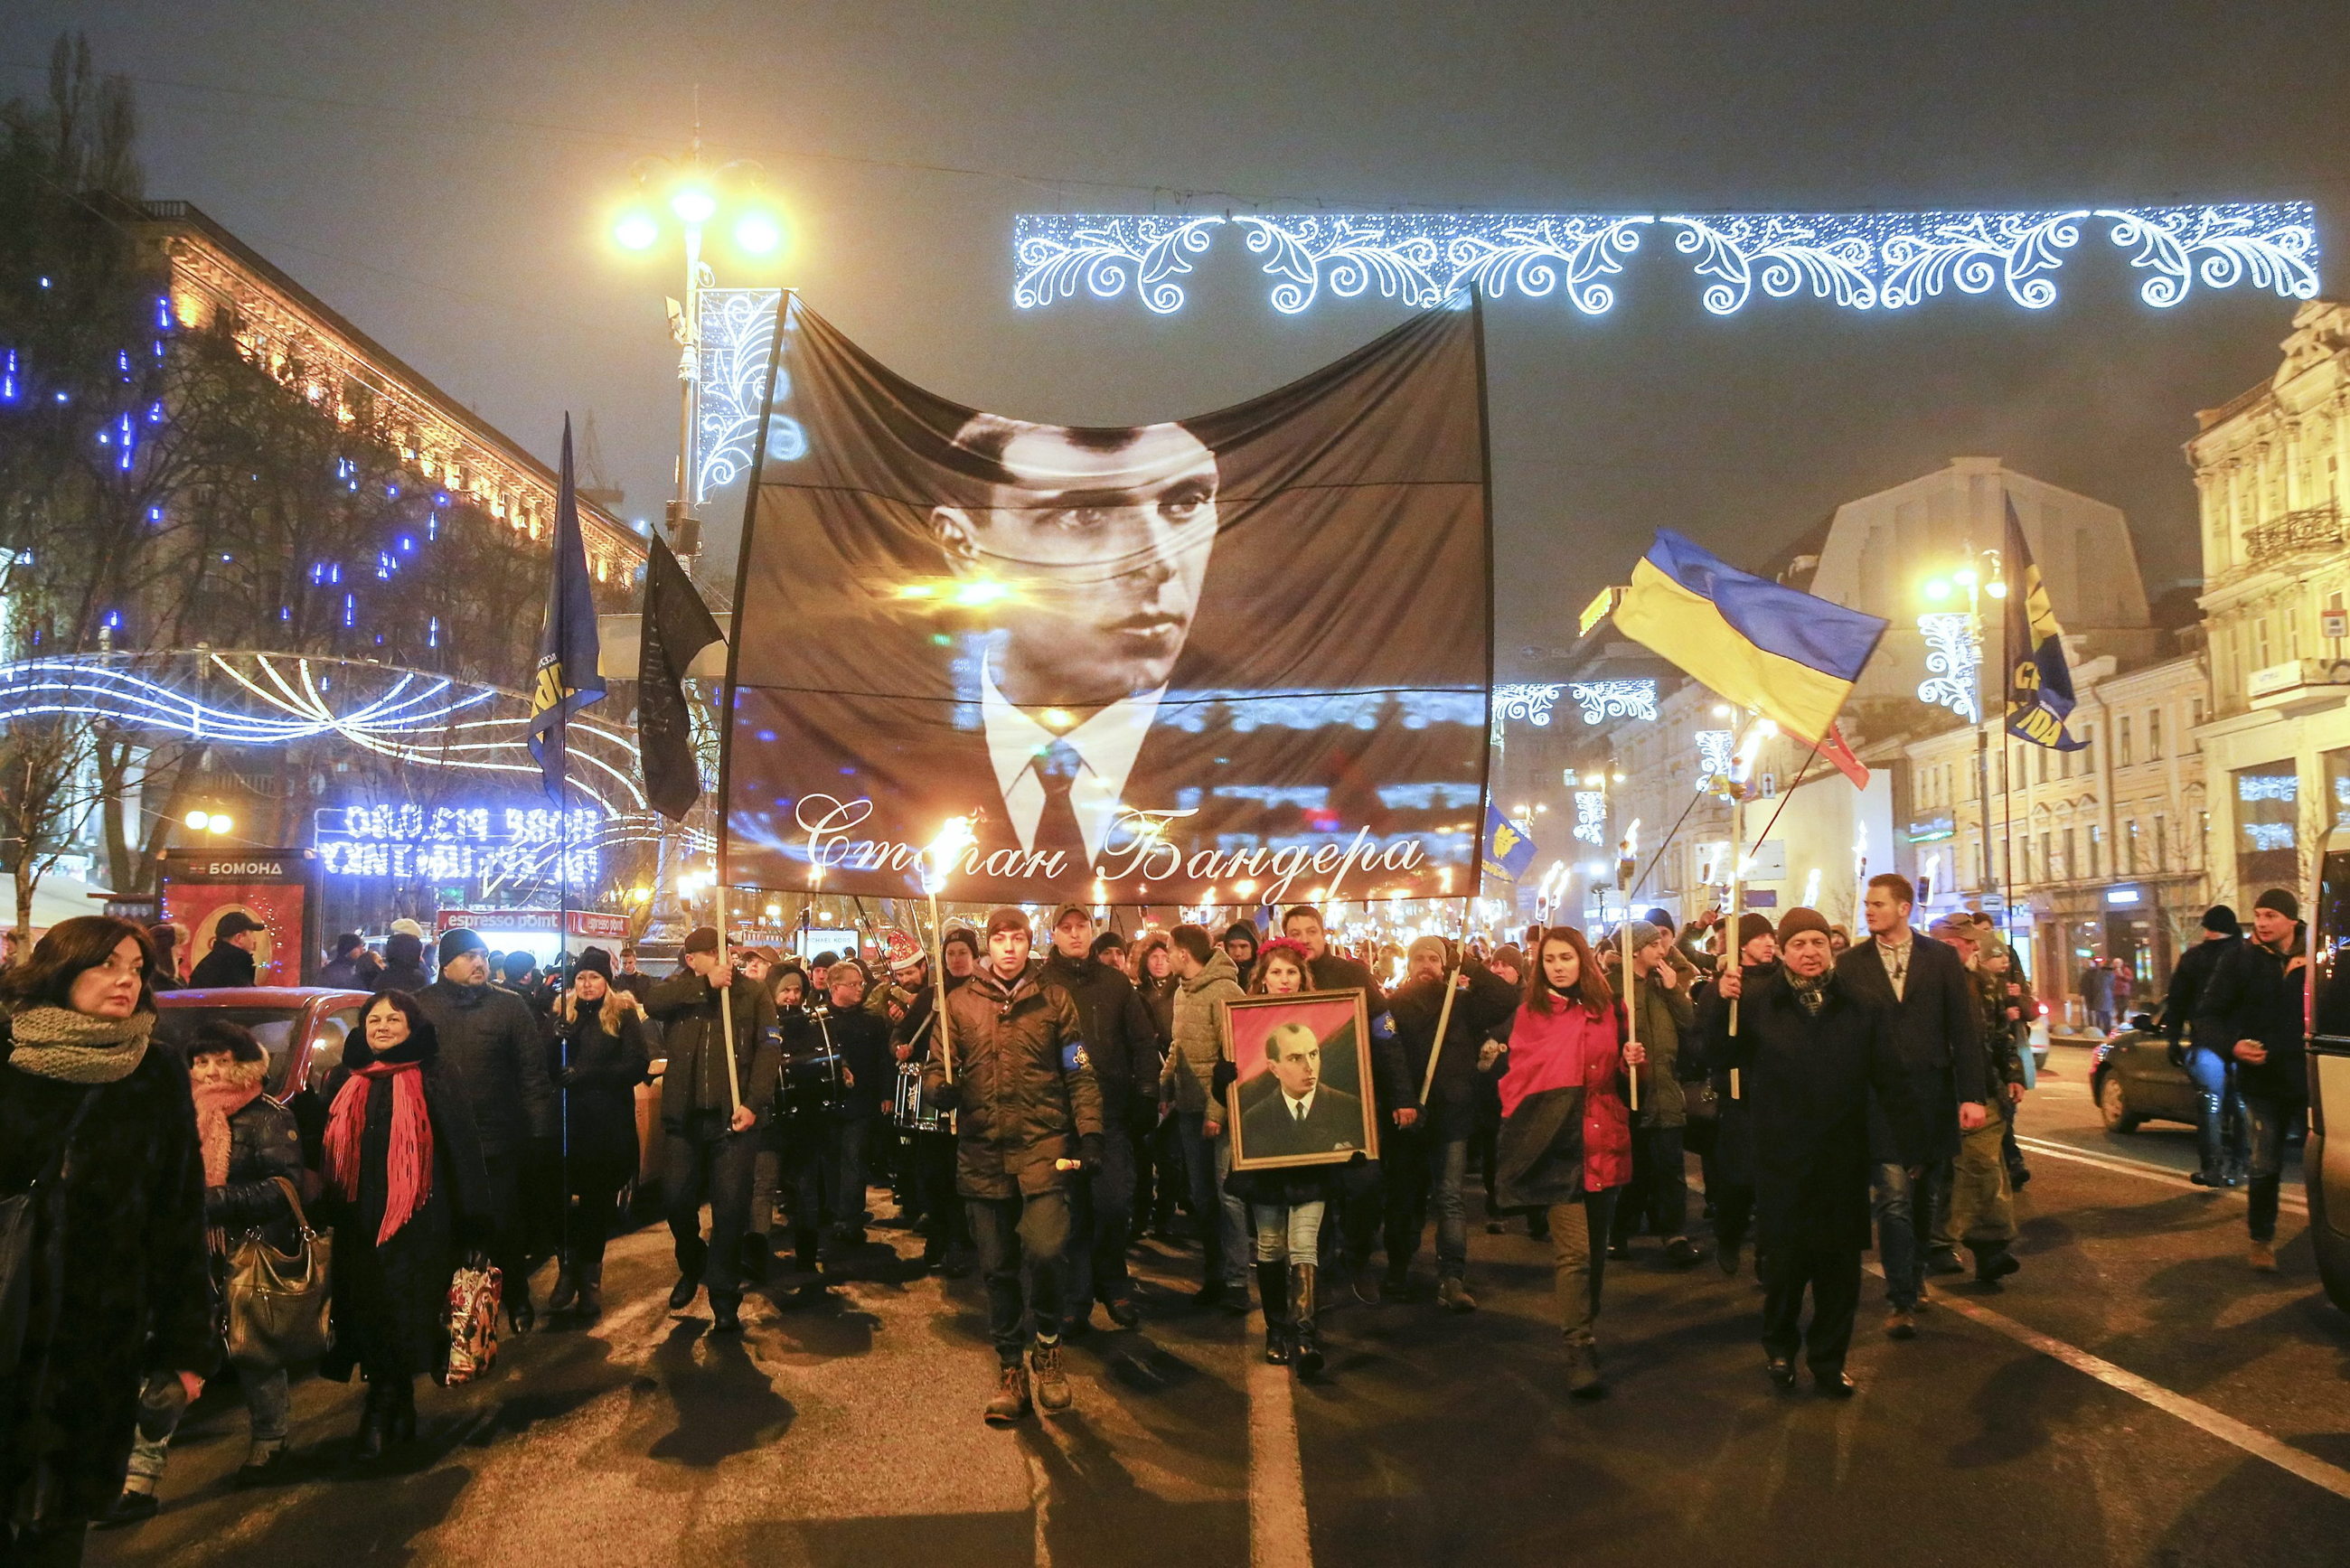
left=2242, top=502, right=2343, bottom=570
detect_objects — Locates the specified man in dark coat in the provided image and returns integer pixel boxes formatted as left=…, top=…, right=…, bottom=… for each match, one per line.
left=1835, top=873, right=1988, bottom=1335
left=378, top=931, right=432, bottom=992
left=1238, top=1020, right=1366, bottom=1156
left=2166, top=904, right=2243, bottom=1187
left=1040, top=903, right=1161, bottom=1331
left=922, top=907, right=1103, bottom=1427
left=2193, top=888, right=2308, bottom=1272
left=651, top=926, right=782, bottom=1330
left=1705, top=906, right=1925, bottom=1396
left=415, top=926, right=559, bottom=1331
left=1692, top=912, right=1777, bottom=1276
left=1383, top=935, right=1519, bottom=1310
left=320, top=934, right=371, bottom=989
left=188, top=910, right=264, bottom=987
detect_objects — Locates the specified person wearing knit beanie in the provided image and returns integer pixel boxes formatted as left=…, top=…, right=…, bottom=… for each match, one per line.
left=1775, top=907, right=1832, bottom=945
left=2253, top=888, right=2299, bottom=924
left=2200, top=905, right=2240, bottom=937
left=437, top=925, right=488, bottom=979
left=572, top=945, right=615, bottom=983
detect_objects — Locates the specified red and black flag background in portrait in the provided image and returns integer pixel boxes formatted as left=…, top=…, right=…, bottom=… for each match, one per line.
left=720, top=298, right=1492, bottom=906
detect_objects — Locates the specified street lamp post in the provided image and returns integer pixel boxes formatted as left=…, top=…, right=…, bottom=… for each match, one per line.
left=608, top=133, right=786, bottom=953
left=1921, top=554, right=2009, bottom=925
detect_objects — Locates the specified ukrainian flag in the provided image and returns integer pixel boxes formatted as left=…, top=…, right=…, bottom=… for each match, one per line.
left=1612, top=530, right=1886, bottom=746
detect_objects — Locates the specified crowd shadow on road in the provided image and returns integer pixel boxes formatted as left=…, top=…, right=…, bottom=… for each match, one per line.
left=635, top=1317, right=796, bottom=1467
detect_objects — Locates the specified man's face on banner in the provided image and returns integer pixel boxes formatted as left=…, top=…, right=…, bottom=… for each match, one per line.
left=935, top=422, right=1220, bottom=709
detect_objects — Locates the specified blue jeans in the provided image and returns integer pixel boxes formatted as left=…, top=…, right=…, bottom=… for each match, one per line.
left=1871, top=1160, right=1948, bottom=1309
left=2185, top=1046, right=2233, bottom=1176
left=1385, top=1130, right=1471, bottom=1280
left=2242, top=1091, right=2296, bottom=1243
left=1254, top=1199, right=1327, bottom=1263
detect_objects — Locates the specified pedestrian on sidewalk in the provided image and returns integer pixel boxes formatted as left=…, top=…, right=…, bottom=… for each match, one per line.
left=1, top=918, right=213, bottom=1565
left=546, top=949, right=651, bottom=1320
left=319, top=991, right=491, bottom=1461
left=1607, top=921, right=1702, bottom=1268
left=923, top=908, right=1104, bottom=1426
left=1493, top=927, right=1637, bottom=1398
left=2193, top=890, right=2308, bottom=1272
left=1161, top=925, right=1253, bottom=1312
left=1706, top=908, right=1926, bottom=1398
left=1223, top=940, right=1349, bottom=1373
left=2166, top=905, right=2244, bottom=1188
left=189, top=911, right=263, bottom=989
left=651, top=927, right=780, bottom=1331
left=105, top=1020, right=306, bottom=1524
left=1838, top=874, right=1989, bottom=1337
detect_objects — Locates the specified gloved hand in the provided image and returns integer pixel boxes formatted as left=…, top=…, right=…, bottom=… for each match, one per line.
left=927, top=1078, right=964, bottom=1113
left=1077, top=1132, right=1106, bottom=1172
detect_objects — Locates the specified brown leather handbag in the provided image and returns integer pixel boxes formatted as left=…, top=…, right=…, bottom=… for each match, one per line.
left=222, top=1176, right=333, bottom=1368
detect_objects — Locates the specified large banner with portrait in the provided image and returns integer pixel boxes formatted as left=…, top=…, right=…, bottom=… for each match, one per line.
left=722, top=300, right=1492, bottom=905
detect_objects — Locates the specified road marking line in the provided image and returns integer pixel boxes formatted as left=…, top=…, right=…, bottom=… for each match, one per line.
left=1026, top=1446, right=1053, bottom=1568
left=2016, top=1136, right=2307, bottom=1212
left=1246, top=1302, right=1314, bottom=1568
left=1903, top=1275, right=2350, bottom=1503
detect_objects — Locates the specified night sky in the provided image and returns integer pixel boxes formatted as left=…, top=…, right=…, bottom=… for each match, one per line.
left=12, top=2, right=2347, bottom=672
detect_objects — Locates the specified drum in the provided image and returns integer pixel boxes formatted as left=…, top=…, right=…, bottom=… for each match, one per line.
left=892, top=1060, right=943, bottom=1131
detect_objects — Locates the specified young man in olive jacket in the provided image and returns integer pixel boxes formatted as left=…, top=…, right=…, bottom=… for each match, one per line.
left=418, top=926, right=559, bottom=1331
left=2193, top=889, right=2308, bottom=1272
left=923, top=906, right=1104, bottom=1425
left=650, top=925, right=781, bottom=1331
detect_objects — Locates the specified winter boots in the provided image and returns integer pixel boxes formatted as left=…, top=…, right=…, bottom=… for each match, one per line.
left=1289, top=1263, right=1324, bottom=1375
left=1257, top=1260, right=1291, bottom=1364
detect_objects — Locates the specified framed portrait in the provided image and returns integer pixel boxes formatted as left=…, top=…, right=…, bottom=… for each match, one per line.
left=1222, top=990, right=1380, bottom=1171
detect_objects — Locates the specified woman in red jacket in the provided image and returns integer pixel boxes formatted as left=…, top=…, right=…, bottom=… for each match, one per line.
left=1490, top=926, right=1643, bottom=1399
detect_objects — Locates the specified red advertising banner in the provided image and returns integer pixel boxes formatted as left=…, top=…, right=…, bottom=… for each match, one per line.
left=159, top=849, right=321, bottom=987
left=433, top=909, right=630, bottom=941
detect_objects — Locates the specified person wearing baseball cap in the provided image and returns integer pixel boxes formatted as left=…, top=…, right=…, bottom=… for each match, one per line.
left=923, top=903, right=1103, bottom=1425
left=188, top=909, right=266, bottom=988
left=1702, top=907, right=1925, bottom=1397
left=2192, top=888, right=2308, bottom=1271
left=2165, top=905, right=2245, bottom=1188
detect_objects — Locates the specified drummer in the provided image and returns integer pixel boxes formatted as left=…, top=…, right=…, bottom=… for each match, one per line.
left=895, top=928, right=980, bottom=1274
left=776, top=962, right=894, bottom=1278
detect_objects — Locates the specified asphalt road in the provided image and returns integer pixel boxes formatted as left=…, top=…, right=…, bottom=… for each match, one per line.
left=89, top=1047, right=2350, bottom=1566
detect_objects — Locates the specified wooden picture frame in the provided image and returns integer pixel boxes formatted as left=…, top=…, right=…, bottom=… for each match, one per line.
left=1222, top=989, right=1380, bottom=1171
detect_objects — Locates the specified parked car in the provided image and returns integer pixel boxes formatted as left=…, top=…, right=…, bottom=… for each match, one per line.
left=2088, top=1010, right=2200, bottom=1133
left=2308, top=825, right=2350, bottom=1314
left=156, top=986, right=371, bottom=1160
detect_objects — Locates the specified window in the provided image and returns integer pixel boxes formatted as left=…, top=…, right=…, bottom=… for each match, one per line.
left=2082, top=724, right=2095, bottom=773
left=2118, top=717, right=2132, bottom=765
left=2089, top=823, right=2103, bottom=878
left=2063, top=827, right=2077, bottom=880
left=2148, top=708, right=2163, bottom=759
left=2037, top=748, right=2049, bottom=785
left=2041, top=831, right=2054, bottom=882
left=2126, top=819, right=2141, bottom=873
left=2155, top=812, right=2169, bottom=872
left=2230, top=761, right=2302, bottom=895
left=2256, top=615, right=2272, bottom=669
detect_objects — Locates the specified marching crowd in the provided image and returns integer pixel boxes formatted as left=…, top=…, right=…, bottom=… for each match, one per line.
left=0, top=872, right=2317, bottom=1563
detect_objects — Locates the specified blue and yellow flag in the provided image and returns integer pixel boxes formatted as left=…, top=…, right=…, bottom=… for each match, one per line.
left=1613, top=530, right=1887, bottom=747
left=2002, top=498, right=2085, bottom=751
left=528, top=416, right=606, bottom=805
left=1482, top=805, right=1537, bottom=882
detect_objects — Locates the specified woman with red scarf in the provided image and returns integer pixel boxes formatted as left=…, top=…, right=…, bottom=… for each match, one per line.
left=1490, top=926, right=1642, bottom=1400
left=319, top=991, right=488, bottom=1460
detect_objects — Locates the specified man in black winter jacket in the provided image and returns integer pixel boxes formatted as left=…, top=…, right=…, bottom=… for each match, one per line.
left=1383, top=935, right=1518, bottom=1310
left=2194, top=888, right=2307, bottom=1272
left=189, top=911, right=264, bottom=988
left=2165, top=904, right=2243, bottom=1186
left=1041, top=904, right=1160, bottom=1331
left=416, top=926, right=559, bottom=1329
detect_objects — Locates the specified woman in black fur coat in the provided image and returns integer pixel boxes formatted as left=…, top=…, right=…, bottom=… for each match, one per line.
left=0, top=917, right=212, bottom=1567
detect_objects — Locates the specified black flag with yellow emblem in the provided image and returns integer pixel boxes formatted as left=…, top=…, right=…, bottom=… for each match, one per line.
left=2002, top=497, right=2085, bottom=752
left=528, top=415, right=607, bottom=803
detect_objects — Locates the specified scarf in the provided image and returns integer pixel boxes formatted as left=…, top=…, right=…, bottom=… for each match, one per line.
left=324, top=1059, right=435, bottom=1245
left=5, top=1005, right=155, bottom=1083
left=1789, top=970, right=1832, bottom=1017
left=191, top=1056, right=268, bottom=1187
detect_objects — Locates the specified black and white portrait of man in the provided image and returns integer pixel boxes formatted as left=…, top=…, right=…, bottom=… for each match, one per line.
left=930, top=416, right=1220, bottom=864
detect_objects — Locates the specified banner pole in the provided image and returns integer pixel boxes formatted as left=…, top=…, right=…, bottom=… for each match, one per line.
left=1622, top=916, right=1640, bottom=1113
left=1419, top=959, right=1462, bottom=1110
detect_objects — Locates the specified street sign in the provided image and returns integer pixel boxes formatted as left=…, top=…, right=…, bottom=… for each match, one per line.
left=1979, top=893, right=2007, bottom=910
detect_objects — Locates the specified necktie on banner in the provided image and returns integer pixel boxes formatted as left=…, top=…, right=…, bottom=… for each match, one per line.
left=1482, top=804, right=1537, bottom=881
left=527, top=416, right=606, bottom=807
left=1612, top=529, right=1887, bottom=787
left=2002, top=497, right=2087, bottom=751
left=637, top=530, right=724, bottom=822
